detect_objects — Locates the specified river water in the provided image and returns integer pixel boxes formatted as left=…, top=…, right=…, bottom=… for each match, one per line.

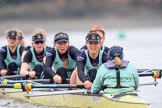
left=0, top=28, right=162, bottom=108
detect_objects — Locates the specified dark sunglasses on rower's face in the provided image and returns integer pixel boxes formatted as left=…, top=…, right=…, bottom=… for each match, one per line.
left=34, top=41, right=44, bottom=44
left=9, top=37, right=17, bottom=40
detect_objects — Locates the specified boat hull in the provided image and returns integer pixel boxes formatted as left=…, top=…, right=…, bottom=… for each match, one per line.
left=0, top=89, right=149, bottom=108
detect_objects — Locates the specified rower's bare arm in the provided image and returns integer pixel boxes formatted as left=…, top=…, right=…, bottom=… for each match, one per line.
left=21, top=51, right=27, bottom=62
left=43, top=56, right=46, bottom=64
left=20, top=62, right=30, bottom=76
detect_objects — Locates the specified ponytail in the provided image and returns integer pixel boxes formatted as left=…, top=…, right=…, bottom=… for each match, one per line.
left=19, top=39, right=26, bottom=47
left=114, top=57, right=122, bottom=67
left=63, top=50, right=69, bottom=69
left=63, top=58, right=69, bottom=69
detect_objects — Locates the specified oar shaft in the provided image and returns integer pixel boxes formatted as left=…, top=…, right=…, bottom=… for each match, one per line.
left=32, top=79, right=53, bottom=84
left=137, top=69, right=161, bottom=73
left=5, top=79, right=52, bottom=84
left=0, top=83, right=23, bottom=89
left=137, top=69, right=150, bottom=73
left=138, top=70, right=161, bottom=78
left=138, top=72, right=153, bottom=77
left=2, top=75, right=27, bottom=80
left=0, top=84, right=14, bottom=88
left=32, top=84, right=84, bottom=89
left=139, top=82, right=158, bottom=86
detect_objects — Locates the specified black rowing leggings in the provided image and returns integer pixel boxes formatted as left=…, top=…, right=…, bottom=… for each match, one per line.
left=7, top=62, right=19, bottom=75
left=87, top=69, right=97, bottom=83
left=32, top=64, right=43, bottom=79
left=56, top=67, right=68, bottom=84
left=43, top=67, right=69, bottom=84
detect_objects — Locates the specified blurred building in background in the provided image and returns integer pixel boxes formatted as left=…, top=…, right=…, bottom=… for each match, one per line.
left=0, top=0, right=161, bottom=35
left=0, top=0, right=162, bottom=19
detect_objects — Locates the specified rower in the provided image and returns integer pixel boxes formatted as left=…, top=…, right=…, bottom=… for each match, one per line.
left=91, top=46, right=139, bottom=94
left=44, top=32, right=79, bottom=84
left=0, top=28, right=25, bottom=76
left=20, top=28, right=50, bottom=79
left=17, top=29, right=26, bottom=47
left=70, top=25, right=109, bottom=85
left=70, top=32, right=108, bottom=89
left=80, top=25, right=109, bottom=54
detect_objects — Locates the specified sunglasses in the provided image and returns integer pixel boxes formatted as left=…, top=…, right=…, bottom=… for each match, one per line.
left=34, top=41, right=44, bottom=44
left=8, top=37, right=17, bottom=40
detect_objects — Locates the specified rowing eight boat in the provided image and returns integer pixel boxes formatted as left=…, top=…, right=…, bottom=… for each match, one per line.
left=0, top=88, right=149, bottom=108
left=0, top=69, right=161, bottom=108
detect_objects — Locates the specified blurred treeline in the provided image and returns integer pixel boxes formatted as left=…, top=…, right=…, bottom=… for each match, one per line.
left=0, top=0, right=162, bottom=19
